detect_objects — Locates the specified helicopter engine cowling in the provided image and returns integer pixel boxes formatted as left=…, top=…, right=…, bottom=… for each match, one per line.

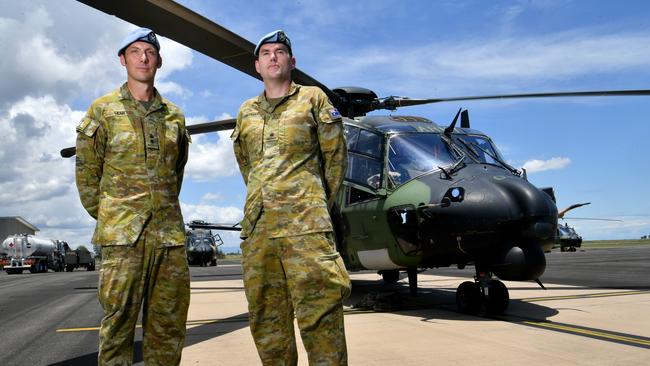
left=387, top=164, right=557, bottom=280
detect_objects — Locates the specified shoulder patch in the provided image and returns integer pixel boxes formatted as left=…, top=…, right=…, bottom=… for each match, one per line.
left=76, top=117, right=100, bottom=137
left=330, top=108, right=341, bottom=118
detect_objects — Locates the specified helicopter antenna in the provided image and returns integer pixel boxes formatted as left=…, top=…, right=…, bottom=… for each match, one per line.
left=444, top=108, right=463, bottom=137
left=460, top=110, right=470, bottom=129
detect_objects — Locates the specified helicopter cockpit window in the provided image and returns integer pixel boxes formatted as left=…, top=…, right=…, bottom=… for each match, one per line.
left=189, top=237, right=214, bottom=246
left=457, top=135, right=503, bottom=165
left=344, top=125, right=360, bottom=150
left=345, top=129, right=383, bottom=189
left=387, top=133, right=455, bottom=188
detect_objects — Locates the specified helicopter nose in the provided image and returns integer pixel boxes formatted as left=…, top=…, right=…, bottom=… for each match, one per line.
left=387, top=167, right=557, bottom=280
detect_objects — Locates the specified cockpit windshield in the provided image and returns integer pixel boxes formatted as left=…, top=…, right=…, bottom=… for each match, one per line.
left=387, top=133, right=456, bottom=188
left=456, top=135, right=504, bottom=165
left=189, top=237, right=214, bottom=247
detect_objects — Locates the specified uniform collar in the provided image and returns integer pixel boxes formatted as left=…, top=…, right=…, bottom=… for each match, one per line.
left=119, top=82, right=165, bottom=110
left=256, top=81, right=300, bottom=110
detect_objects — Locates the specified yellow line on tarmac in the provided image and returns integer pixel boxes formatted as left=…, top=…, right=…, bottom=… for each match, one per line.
left=57, top=317, right=249, bottom=333
left=520, top=290, right=650, bottom=302
left=521, top=320, right=650, bottom=347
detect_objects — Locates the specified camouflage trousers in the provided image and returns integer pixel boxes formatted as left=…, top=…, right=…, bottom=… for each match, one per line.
left=241, top=213, right=351, bottom=366
left=97, top=228, right=190, bottom=366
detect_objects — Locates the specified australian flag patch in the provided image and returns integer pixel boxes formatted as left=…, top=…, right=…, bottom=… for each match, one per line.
left=330, top=108, right=341, bottom=118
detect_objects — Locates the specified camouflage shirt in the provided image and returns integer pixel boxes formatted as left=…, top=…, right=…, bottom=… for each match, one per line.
left=75, top=83, right=190, bottom=247
left=232, top=82, right=347, bottom=239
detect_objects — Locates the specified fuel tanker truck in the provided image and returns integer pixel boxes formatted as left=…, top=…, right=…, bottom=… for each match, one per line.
left=0, top=234, right=66, bottom=274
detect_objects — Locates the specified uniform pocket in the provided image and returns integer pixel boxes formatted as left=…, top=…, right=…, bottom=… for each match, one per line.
left=320, top=252, right=352, bottom=299
left=279, top=109, right=316, bottom=153
left=239, top=115, right=264, bottom=161
left=106, top=115, right=138, bottom=154
left=317, top=233, right=352, bottom=299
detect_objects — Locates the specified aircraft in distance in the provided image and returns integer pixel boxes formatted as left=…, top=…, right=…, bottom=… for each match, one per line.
left=185, top=220, right=220, bottom=267
left=554, top=202, right=622, bottom=252
left=554, top=202, right=591, bottom=252
left=185, top=220, right=241, bottom=267
left=61, top=0, right=650, bottom=314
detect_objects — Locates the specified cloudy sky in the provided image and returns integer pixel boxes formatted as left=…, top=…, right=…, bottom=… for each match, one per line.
left=1, top=0, right=649, bottom=251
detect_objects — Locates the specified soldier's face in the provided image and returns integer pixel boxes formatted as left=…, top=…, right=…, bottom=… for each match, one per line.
left=255, top=43, right=295, bottom=82
left=119, top=41, right=162, bottom=83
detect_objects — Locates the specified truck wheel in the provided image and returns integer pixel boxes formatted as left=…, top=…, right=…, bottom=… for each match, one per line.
left=66, top=265, right=74, bottom=272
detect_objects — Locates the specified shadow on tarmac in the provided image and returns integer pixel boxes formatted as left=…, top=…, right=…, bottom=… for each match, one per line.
left=346, top=278, right=559, bottom=322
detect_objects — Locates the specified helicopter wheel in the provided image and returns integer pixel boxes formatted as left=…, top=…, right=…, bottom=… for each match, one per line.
left=456, top=281, right=482, bottom=314
left=380, top=269, right=400, bottom=284
left=485, top=280, right=509, bottom=314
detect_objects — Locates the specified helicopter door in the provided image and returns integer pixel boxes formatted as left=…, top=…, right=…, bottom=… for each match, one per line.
left=343, top=126, right=384, bottom=191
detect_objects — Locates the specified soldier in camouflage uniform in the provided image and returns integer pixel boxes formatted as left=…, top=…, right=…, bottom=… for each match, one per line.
left=231, top=30, right=351, bottom=365
left=75, top=28, right=190, bottom=366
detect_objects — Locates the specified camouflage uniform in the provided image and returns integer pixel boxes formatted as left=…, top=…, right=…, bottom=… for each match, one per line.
left=76, top=83, right=190, bottom=366
left=232, top=82, right=351, bottom=365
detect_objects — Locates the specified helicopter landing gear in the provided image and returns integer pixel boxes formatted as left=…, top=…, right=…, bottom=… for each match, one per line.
left=379, top=268, right=418, bottom=296
left=380, top=269, right=400, bottom=284
left=407, top=267, right=418, bottom=296
left=456, top=269, right=509, bottom=315
left=456, top=281, right=482, bottom=313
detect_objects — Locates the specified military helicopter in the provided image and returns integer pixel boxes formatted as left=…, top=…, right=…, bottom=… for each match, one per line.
left=553, top=202, right=622, bottom=252
left=61, top=0, right=650, bottom=314
left=185, top=220, right=241, bottom=267
left=554, top=202, right=591, bottom=252
left=556, top=223, right=583, bottom=252
left=185, top=220, right=220, bottom=267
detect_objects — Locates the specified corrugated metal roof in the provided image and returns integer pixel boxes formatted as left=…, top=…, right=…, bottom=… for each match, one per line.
left=0, top=216, right=40, bottom=232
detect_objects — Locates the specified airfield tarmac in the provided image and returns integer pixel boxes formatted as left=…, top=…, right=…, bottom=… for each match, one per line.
left=2, top=246, right=649, bottom=365
left=181, top=262, right=650, bottom=365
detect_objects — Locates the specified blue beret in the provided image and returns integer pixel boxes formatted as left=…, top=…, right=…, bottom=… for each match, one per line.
left=254, top=30, right=292, bottom=57
left=118, top=28, right=160, bottom=56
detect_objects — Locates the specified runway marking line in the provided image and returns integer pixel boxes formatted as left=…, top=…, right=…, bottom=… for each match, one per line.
left=516, top=319, right=650, bottom=349
left=520, top=290, right=649, bottom=302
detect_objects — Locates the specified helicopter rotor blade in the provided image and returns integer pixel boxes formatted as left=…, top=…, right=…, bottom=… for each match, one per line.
left=77, top=0, right=340, bottom=105
left=558, top=202, right=591, bottom=219
left=59, top=118, right=237, bottom=158
left=377, top=89, right=650, bottom=111
left=562, top=217, right=623, bottom=222
left=186, top=118, right=236, bottom=135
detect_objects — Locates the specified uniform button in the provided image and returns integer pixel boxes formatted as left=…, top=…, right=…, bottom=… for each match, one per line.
left=270, top=133, right=274, bottom=137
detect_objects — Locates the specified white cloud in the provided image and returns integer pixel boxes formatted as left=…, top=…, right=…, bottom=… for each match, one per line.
left=522, top=157, right=571, bottom=173
left=0, top=95, right=95, bottom=246
left=185, top=130, right=239, bottom=181
left=201, top=192, right=224, bottom=202
left=181, top=202, right=243, bottom=224
left=0, top=2, right=197, bottom=248
left=317, top=29, right=650, bottom=96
